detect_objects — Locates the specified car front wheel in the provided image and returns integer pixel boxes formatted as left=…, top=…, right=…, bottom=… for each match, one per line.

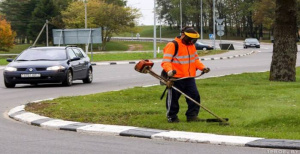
left=62, top=69, right=73, bottom=86
left=83, top=68, right=93, bottom=83
left=4, top=80, right=15, bottom=88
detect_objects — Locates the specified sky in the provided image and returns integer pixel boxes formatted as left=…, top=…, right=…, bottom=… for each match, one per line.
left=126, top=0, right=154, bottom=25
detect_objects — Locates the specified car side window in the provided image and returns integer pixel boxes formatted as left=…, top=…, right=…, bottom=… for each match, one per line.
left=67, top=49, right=77, bottom=59
left=73, top=49, right=84, bottom=58
left=77, top=48, right=87, bottom=57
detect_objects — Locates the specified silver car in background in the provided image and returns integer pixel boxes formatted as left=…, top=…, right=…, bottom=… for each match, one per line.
left=243, top=38, right=260, bottom=49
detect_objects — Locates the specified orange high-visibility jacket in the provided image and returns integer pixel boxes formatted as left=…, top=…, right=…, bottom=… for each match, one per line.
left=161, top=37, right=205, bottom=78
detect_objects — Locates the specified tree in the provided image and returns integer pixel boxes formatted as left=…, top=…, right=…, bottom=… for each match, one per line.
left=61, top=0, right=140, bottom=50
left=0, top=15, right=16, bottom=50
left=252, top=0, right=275, bottom=38
left=0, top=0, right=37, bottom=43
left=27, top=0, right=58, bottom=44
left=269, top=0, right=297, bottom=81
left=51, top=0, right=74, bottom=28
left=104, top=0, right=127, bottom=6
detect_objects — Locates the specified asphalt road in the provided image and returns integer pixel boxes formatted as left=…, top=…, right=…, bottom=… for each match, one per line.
left=0, top=41, right=299, bottom=154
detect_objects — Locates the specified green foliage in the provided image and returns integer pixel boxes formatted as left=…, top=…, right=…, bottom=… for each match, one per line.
left=61, top=0, right=140, bottom=50
left=26, top=69, right=300, bottom=139
left=103, top=0, right=127, bottom=6
left=27, top=0, right=58, bottom=43
left=252, top=0, right=275, bottom=30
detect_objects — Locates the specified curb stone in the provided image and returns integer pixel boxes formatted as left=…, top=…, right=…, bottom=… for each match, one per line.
left=7, top=102, right=300, bottom=150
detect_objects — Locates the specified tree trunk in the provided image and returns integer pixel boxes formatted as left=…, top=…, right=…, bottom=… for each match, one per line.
left=269, top=0, right=297, bottom=81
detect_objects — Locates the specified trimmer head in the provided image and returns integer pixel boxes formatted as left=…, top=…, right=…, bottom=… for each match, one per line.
left=134, top=60, right=154, bottom=73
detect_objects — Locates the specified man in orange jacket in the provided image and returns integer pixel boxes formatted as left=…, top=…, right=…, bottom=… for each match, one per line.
left=161, top=26, right=210, bottom=123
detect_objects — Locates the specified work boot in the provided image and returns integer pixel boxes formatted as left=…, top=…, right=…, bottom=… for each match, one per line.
left=187, top=116, right=206, bottom=122
left=167, top=117, right=180, bottom=123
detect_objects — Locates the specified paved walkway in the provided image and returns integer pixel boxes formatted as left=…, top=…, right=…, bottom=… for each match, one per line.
left=4, top=49, right=300, bottom=150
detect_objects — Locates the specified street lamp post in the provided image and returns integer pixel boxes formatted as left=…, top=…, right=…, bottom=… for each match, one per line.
left=213, top=0, right=216, bottom=50
left=85, top=0, right=87, bottom=29
left=154, top=0, right=157, bottom=58
left=84, top=0, right=88, bottom=53
left=201, top=0, right=203, bottom=41
left=180, top=0, right=182, bottom=30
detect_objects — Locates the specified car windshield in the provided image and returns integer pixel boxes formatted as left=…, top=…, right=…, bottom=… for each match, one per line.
left=246, top=39, right=259, bottom=43
left=16, top=48, right=67, bottom=61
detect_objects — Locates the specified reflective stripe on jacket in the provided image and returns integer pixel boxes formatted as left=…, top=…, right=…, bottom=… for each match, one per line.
left=161, top=37, right=205, bottom=78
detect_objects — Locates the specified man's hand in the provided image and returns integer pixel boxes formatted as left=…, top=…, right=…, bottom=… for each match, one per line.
left=167, top=70, right=177, bottom=77
left=203, top=67, right=210, bottom=73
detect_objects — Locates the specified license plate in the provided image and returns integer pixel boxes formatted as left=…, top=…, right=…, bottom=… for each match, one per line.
left=21, top=74, right=41, bottom=78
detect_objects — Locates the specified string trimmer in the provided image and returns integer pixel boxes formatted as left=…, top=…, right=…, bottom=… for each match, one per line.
left=134, top=59, right=229, bottom=125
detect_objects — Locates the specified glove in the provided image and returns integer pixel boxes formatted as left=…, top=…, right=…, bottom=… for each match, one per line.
left=167, top=70, right=177, bottom=77
left=203, top=67, right=210, bottom=73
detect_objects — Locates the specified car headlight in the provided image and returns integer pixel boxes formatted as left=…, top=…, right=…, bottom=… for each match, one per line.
left=46, top=66, right=65, bottom=71
left=5, top=67, right=17, bottom=72
left=245, top=43, right=250, bottom=45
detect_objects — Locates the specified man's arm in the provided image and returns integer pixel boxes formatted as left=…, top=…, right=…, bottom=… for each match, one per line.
left=161, top=42, right=176, bottom=72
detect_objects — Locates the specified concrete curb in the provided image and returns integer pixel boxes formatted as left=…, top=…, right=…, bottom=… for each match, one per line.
left=8, top=101, right=300, bottom=150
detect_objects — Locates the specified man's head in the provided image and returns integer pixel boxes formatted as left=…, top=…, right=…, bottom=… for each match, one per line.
left=180, top=26, right=200, bottom=45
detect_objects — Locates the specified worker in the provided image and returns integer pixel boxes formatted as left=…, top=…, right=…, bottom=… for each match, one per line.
left=161, top=26, right=210, bottom=123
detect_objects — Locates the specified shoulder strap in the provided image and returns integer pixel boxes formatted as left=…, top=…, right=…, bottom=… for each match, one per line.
left=171, top=40, right=178, bottom=57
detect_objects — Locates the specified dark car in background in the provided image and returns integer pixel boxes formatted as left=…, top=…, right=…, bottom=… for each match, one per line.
left=195, top=42, right=214, bottom=50
left=243, top=38, right=260, bottom=48
left=3, top=46, right=93, bottom=88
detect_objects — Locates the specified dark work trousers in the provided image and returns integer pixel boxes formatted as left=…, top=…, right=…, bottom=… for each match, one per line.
left=166, top=78, right=200, bottom=119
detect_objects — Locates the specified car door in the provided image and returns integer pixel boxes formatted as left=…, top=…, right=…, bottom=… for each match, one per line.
left=73, top=48, right=87, bottom=78
left=77, top=48, right=90, bottom=77
left=67, top=48, right=81, bottom=79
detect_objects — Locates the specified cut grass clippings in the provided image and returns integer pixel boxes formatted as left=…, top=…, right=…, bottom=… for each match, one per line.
left=26, top=68, right=300, bottom=140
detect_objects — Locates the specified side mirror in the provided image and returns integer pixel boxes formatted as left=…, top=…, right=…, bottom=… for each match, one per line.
left=70, top=57, right=80, bottom=61
left=6, top=58, right=13, bottom=62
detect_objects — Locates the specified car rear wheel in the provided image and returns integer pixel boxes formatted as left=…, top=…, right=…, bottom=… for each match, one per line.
left=4, top=80, right=15, bottom=88
left=83, top=68, right=93, bottom=83
left=62, top=69, right=73, bottom=86
left=203, top=47, right=207, bottom=51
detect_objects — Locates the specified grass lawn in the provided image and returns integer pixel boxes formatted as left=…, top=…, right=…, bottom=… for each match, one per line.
left=0, top=44, right=31, bottom=54
left=0, top=58, right=8, bottom=65
left=0, top=55, right=16, bottom=65
left=26, top=68, right=300, bottom=140
left=102, top=41, right=168, bottom=51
